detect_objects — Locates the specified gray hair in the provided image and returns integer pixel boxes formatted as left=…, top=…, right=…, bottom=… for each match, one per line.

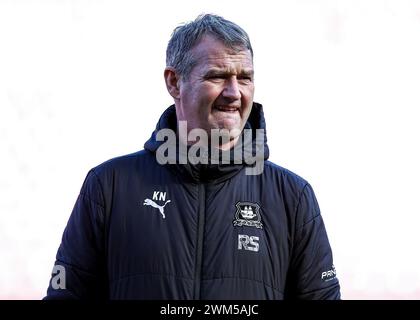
left=166, top=14, right=254, bottom=80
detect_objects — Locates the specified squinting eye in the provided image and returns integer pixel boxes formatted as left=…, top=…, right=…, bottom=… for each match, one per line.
left=239, top=77, right=252, bottom=82
left=207, top=76, right=225, bottom=81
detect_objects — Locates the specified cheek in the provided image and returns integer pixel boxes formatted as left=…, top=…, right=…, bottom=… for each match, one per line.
left=242, top=85, right=255, bottom=101
left=241, top=87, right=254, bottom=115
left=184, top=84, right=219, bottom=106
left=199, top=84, right=222, bottom=103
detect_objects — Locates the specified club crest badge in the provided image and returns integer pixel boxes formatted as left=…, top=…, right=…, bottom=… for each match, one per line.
left=233, top=201, right=263, bottom=229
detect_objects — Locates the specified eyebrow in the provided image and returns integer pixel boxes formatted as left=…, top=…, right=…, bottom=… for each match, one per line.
left=204, top=68, right=254, bottom=78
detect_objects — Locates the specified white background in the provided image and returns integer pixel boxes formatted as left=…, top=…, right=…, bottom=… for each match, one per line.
left=1, top=0, right=420, bottom=299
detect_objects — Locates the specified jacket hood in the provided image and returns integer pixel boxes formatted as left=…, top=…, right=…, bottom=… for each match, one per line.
left=144, top=103, right=269, bottom=183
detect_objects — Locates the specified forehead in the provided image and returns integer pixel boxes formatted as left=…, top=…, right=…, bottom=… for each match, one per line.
left=190, top=35, right=253, bottom=71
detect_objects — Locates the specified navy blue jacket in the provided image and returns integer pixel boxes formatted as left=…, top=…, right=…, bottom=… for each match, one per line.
left=45, top=103, right=340, bottom=299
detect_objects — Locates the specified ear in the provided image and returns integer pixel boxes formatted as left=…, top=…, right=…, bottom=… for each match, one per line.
left=164, top=67, right=181, bottom=100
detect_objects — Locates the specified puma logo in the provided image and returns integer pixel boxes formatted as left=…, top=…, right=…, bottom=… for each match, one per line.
left=143, top=199, right=171, bottom=219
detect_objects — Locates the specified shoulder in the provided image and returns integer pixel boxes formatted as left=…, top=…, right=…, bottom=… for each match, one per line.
left=90, top=149, right=153, bottom=177
left=81, top=149, right=156, bottom=192
left=264, top=162, right=323, bottom=227
left=263, top=160, right=309, bottom=192
left=79, top=149, right=156, bottom=206
left=260, top=161, right=318, bottom=221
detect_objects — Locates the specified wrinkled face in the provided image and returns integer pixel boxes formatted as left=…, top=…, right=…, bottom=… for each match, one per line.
left=176, top=35, right=254, bottom=143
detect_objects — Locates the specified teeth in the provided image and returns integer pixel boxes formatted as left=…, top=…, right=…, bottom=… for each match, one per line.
left=216, top=106, right=238, bottom=112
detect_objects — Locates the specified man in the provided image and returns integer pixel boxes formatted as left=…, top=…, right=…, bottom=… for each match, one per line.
left=45, top=14, right=340, bottom=299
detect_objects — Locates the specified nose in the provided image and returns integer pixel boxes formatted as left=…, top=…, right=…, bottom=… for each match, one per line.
left=222, top=77, right=241, bottom=101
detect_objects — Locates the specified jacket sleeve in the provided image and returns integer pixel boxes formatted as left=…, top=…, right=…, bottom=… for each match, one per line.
left=44, top=169, right=108, bottom=299
left=285, top=183, right=341, bottom=300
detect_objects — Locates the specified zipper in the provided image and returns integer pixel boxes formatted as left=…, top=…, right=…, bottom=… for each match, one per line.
left=193, top=183, right=206, bottom=299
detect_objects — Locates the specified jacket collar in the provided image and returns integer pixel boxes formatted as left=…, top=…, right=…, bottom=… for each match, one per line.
left=144, top=103, right=270, bottom=184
